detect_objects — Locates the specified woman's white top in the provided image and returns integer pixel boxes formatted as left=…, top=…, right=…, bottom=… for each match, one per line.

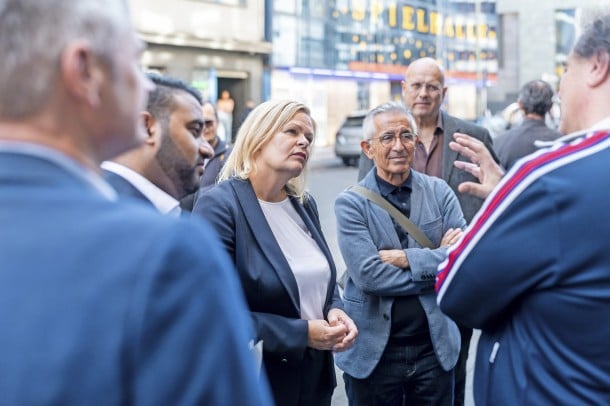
left=258, top=197, right=330, bottom=320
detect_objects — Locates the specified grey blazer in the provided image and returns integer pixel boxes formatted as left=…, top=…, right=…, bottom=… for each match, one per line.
left=334, top=169, right=465, bottom=379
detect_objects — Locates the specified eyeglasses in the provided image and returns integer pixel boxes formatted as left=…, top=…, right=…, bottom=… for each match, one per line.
left=370, top=132, right=416, bottom=146
left=406, top=82, right=442, bottom=94
left=203, top=119, right=215, bottom=128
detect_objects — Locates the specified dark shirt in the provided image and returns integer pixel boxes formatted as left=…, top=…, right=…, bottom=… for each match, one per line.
left=412, top=116, right=443, bottom=178
left=376, top=173, right=430, bottom=339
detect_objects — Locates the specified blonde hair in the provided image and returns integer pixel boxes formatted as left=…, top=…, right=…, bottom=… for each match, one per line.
left=218, top=99, right=315, bottom=202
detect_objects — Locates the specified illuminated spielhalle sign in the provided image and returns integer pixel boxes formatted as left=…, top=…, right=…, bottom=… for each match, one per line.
left=323, top=1, right=498, bottom=80
left=336, top=1, right=496, bottom=42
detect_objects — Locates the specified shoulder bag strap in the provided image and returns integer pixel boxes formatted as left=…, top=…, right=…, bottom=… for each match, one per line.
left=347, top=185, right=435, bottom=249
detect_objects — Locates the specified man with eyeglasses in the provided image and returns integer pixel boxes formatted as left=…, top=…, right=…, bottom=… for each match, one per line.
left=335, top=102, right=466, bottom=405
left=361, top=58, right=496, bottom=220
left=180, top=101, right=233, bottom=211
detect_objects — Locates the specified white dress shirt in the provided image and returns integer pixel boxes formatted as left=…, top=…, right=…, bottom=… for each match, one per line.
left=101, top=161, right=181, bottom=217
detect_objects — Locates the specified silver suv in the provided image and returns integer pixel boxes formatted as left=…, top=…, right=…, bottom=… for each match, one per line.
left=334, top=111, right=366, bottom=166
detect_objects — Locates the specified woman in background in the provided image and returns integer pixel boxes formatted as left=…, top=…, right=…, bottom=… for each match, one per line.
left=216, top=89, right=234, bottom=141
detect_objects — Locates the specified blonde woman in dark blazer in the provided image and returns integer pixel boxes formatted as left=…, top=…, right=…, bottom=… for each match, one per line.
left=193, top=99, right=357, bottom=406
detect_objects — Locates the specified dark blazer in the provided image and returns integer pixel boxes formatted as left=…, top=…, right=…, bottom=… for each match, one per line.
left=199, top=138, right=232, bottom=193
left=193, top=177, right=343, bottom=405
left=102, top=168, right=154, bottom=206
left=493, top=118, right=561, bottom=170
left=439, top=110, right=495, bottom=222
left=358, top=110, right=496, bottom=222
left=0, top=152, right=271, bottom=405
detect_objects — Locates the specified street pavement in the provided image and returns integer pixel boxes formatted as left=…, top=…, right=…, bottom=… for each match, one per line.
left=307, top=145, right=477, bottom=406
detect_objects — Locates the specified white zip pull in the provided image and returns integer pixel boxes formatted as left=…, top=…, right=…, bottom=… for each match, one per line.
left=489, top=341, right=500, bottom=363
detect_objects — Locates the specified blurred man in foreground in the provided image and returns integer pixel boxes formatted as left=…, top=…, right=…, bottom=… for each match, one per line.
left=437, top=12, right=610, bottom=404
left=0, top=1, right=271, bottom=404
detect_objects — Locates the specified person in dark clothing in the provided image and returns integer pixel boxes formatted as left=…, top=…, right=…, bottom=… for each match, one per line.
left=200, top=101, right=233, bottom=192
left=180, top=101, right=232, bottom=211
left=494, top=80, right=561, bottom=170
left=0, top=1, right=272, bottom=404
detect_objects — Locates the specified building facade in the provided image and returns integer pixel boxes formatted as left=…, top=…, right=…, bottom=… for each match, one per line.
left=128, top=1, right=607, bottom=146
left=129, top=0, right=271, bottom=140
left=271, top=0, right=499, bottom=145
left=489, top=0, right=606, bottom=113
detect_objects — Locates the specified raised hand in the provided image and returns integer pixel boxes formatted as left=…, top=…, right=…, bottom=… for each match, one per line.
left=450, top=132, right=504, bottom=199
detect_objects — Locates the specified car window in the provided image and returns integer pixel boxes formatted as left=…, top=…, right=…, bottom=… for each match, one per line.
left=344, top=116, right=364, bottom=127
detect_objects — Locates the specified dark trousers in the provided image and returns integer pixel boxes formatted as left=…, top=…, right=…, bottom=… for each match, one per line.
left=267, top=348, right=333, bottom=406
left=454, top=325, right=472, bottom=406
left=297, top=348, right=333, bottom=406
left=343, top=340, right=453, bottom=406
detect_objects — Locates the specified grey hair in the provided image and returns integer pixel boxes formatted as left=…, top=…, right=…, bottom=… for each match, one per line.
left=362, top=102, right=418, bottom=141
left=573, top=12, right=610, bottom=60
left=518, top=80, right=555, bottom=116
left=0, top=0, right=131, bottom=118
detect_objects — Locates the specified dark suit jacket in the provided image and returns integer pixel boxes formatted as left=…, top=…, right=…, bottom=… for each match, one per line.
left=193, top=177, right=343, bottom=405
left=199, top=138, right=232, bottom=193
left=0, top=152, right=271, bottom=405
left=494, top=118, right=561, bottom=170
left=102, top=168, right=155, bottom=207
left=358, top=110, right=495, bottom=223
left=439, top=111, right=495, bottom=222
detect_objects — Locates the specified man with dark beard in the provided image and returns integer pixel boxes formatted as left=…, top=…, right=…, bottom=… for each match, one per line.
left=103, top=72, right=213, bottom=215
